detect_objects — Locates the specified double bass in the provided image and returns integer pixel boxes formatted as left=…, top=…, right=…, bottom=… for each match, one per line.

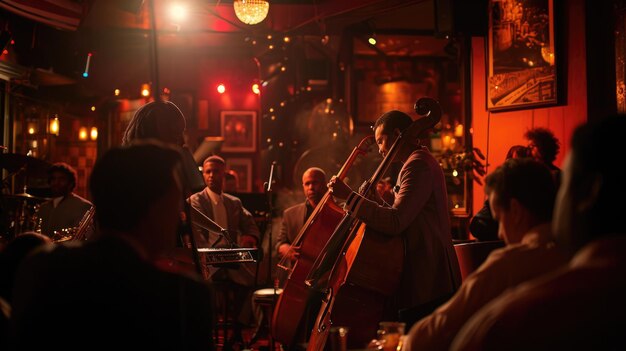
left=305, top=98, right=442, bottom=350
left=272, top=135, right=375, bottom=347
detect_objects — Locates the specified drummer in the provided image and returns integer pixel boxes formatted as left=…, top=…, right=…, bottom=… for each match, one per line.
left=37, top=162, right=92, bottom=238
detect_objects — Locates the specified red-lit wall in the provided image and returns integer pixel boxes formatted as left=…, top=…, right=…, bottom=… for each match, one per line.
left=470, top=0, right=587, bottom=215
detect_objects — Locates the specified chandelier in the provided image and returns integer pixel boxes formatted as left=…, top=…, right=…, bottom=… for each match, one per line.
left=233, top=0, right=269, bottom=25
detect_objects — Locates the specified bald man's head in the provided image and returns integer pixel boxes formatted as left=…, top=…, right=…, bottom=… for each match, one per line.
left=302, top=167, right=327, bottom=207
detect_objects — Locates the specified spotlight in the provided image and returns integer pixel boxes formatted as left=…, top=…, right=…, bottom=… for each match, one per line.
left=217, top=84, right=226, bottom=94
left=169, top=3, right=188, bottom=22
left=368, top=37, right=377, bottom=45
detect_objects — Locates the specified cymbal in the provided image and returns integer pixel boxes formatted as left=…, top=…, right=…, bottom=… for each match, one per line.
left=0, top=153, right=51, bottom=174
left=4, top=193, right=48, bottom=202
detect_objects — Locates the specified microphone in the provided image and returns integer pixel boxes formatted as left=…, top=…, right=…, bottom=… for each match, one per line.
left=264, top=161, right=277, bottom=192
left=190, top=205, right=237, bottom=248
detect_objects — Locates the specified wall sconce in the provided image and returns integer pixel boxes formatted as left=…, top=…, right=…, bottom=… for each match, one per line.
left=27, top=121, right=37, bottom=135
left=90, top=127, right=98, bottom=141
left=78, top=127, right=88, bottom=141
left=49, top=115, right=60, bottom=136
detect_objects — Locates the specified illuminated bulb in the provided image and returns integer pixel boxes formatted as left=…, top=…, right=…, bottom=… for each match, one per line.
left=90, top=127, right=98, bottom=141
left=452, top=169, right=459, bottom=177
left=454, top=124, right=464, bottom=137
left=283, top=36, right=290, bottom=43
left=114, top=89, right=120, bottom=96
left=28, top=127, right=35, bottom=135
left=170, top=3, right=188, bottom=22
left=217, top=84, right=226, bottom=94
left=252, top=83, right=260, bottom=95
left=78, top=127, right=88, bottom=141
left=233, top=0, right=269, bottom=25
left=267, top=35, right=272, bottom=40
left=269, top=44, right=274, bottom=50
left=50, top=116, right=60, bottom=136
left=141, top=83, right=151, bottom=97
left=368, top=37, right=377, bottom=45
left=91, top=106, right=96, bottom=112
left=280, top=66, right=286, bottom=72
left=269, top=108, right=274, bottom=112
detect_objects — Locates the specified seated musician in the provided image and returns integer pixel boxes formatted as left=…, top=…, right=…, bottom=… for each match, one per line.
left=188, top=155, right=259, bottom=344
left=276, top=167, right=327, bottom=264
left=36, top=162, right=92, bottom=238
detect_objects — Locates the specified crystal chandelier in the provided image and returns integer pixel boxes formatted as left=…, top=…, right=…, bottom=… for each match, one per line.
left=233, top=0, right=269, bottom=25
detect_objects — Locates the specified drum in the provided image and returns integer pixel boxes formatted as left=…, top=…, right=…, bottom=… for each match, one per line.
left=251, top=288, right=283, bottom=350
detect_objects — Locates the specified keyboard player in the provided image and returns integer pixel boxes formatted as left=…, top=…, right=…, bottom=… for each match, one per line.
left=188, top=155, right=260, bottom=344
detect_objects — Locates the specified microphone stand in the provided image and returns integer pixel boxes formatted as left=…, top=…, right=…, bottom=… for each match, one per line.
left=260, top=161, right=276, bottom=287
left=190, top=205, right=237, bottom=248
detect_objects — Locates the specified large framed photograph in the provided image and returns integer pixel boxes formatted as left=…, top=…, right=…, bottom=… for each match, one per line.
left=220, top=111, right=257, bottom=152
left=225, top=158, right=253, bottom=193
left=487, top=0, right=557, bottom=111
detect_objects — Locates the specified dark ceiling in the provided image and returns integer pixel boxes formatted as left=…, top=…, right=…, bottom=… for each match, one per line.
left=1, top=0, right=451, bottom=101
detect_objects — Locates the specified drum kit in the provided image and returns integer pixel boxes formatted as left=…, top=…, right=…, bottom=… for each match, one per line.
left=0, top=152, right=51, bottom=242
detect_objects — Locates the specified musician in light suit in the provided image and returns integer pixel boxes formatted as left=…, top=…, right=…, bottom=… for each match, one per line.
left=188, top=155, right=260, bottom=285
left=188, top=155, right=259, bottom=344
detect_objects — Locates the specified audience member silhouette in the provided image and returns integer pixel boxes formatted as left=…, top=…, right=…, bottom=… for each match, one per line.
left=11, top=142, right=214, bottom=350
left=453, top=116, right=626, bottom=350
left=524, top=127, right=561, bottom=185
left=469, top=145, right=529, bottom=241
left=405, top=158, right=567, bottom=350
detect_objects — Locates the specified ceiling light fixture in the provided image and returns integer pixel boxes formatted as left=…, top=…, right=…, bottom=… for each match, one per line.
left=233, top=0, right=269, bottom=25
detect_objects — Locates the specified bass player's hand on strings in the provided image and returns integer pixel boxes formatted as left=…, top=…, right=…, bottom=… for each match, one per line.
left=327, top=176, right=353, bottom=200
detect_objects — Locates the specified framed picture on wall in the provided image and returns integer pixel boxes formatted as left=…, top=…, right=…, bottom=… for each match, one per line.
left=487, top=0, right=558, bottom=111
left=225, top=158, right=253, bottom=193
left=220, top=111, right=257, bottom=152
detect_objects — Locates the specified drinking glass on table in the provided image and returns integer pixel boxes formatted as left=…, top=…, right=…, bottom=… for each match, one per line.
left=377, top=321, right=406, bottom=351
